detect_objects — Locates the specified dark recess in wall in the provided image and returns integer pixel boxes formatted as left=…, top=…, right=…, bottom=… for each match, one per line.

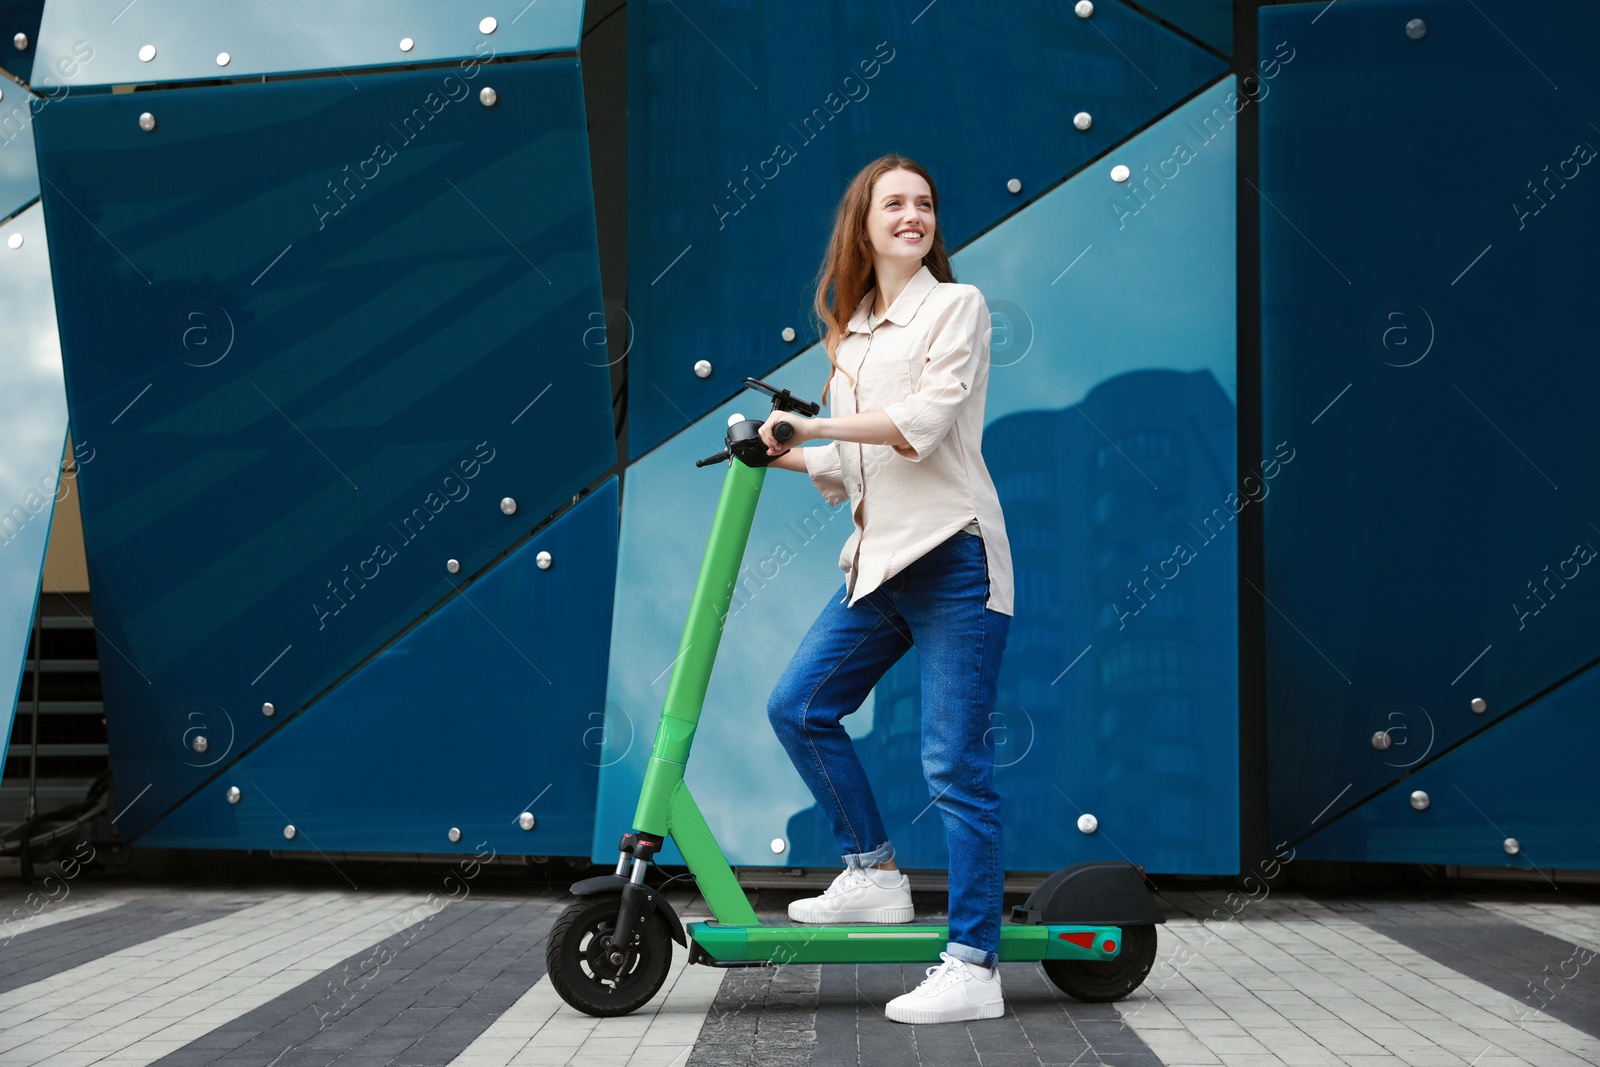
left=580, top=0, right=629, bottom=461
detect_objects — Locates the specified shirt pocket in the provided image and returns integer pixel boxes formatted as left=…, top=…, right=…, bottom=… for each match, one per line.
left=857, top=347, right=915, bottom=409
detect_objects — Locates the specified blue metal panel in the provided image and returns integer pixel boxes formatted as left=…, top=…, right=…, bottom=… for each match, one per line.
left=34, top=0, right=583, bottom=88
left=135, top=478, right=617, bottom=856
left=1294, top=659, right=1600, bottom=870
left=0, top=202, right=68, bottom=779
left=1127, top=0, right=1231, bottom=55
left=596, top=81, right=1239, bottom=873
left=1259, top=0, right=1600, bottom=853
left=34, top=59, right=615, bottom=836
left=0, top=0, right=45, bottom=84
left=0, top=85, right=39, bottom=222
left=625, top=0, right=1227, bottom=458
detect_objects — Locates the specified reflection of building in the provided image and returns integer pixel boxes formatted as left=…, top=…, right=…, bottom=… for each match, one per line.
left=788, top=368, right=1236, bottom=872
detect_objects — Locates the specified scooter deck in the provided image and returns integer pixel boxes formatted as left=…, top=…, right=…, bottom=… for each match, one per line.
left=686, top=919, right=1122, bottom=965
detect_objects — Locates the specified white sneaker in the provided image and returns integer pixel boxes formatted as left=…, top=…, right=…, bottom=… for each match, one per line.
left=885, top=953, right=1005, bottom=1024
left=787, top=866, right=914, bottom=924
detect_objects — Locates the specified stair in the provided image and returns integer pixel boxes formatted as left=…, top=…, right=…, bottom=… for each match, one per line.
left=1, top=592, right=109, bottom=828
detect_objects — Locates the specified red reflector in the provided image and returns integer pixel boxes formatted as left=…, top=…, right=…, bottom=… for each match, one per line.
left=1104, top=939, right=1117, bottom=953
left=1058, top=932, right=1096, bottom=948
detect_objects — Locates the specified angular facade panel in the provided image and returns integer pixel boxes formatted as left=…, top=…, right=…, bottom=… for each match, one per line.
left=34, top=58, right=615, bottom=835
left=1293, top=658, right=1600, bottom=870
left=34, top=0, right=583, bottom=86
left=1259, top=0, right=1600, bottom=863
left=0, top=84, right=39, bottom=222
left=137, top=479, right=618, bottom=856
left=625, top=0, right=1226, bottom=457
left=0, top=0, right=44, bottom=84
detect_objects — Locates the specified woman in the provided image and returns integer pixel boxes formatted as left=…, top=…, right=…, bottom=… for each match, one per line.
left=757, top=154, right=1015, bottom=1025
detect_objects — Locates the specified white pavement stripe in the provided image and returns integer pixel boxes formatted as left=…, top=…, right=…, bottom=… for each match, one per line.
left=448, top=910, right=726, bottom=1067
left=1, top=897, right=125, bottom=943
left=1472, top=898, right=1600, bottom=956
left=0, top=890, right=445, bottom=1067
left=1113, top=892, right=1600, bottom=1067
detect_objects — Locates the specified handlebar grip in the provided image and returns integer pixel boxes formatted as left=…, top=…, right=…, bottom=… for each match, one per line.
left=774, top=422, right=793, bottom=443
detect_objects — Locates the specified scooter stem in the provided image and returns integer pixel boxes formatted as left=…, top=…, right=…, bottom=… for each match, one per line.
left=628, top=455, right=767, bottom=923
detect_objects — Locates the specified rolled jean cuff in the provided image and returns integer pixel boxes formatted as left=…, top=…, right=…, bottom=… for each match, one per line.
left=842, top=841, right=895, bottom=869
left=946, top=941, right=998, bottom=970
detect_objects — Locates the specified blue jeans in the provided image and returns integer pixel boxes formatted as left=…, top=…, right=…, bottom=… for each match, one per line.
left=767, top=530, right=1010, bottom=968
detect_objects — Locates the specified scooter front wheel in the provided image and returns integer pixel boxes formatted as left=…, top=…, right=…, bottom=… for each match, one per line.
left=547, top=893, right=673, bottom=1017
left=1042, top=923, right=1158, bottom=1003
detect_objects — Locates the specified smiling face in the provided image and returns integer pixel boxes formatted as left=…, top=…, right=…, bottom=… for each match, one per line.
left=865, top=168, right=936, bottom=268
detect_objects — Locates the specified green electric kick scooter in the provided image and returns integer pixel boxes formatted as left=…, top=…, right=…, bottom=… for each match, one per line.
left=547, top=377, right=1164, bottom=1017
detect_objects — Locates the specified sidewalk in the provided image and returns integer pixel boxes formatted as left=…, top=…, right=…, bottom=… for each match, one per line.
left=0, top=875, right=1596, bottom=1066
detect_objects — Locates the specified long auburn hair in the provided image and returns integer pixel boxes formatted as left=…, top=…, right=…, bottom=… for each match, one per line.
left=812, top=154, right=956, bottom=403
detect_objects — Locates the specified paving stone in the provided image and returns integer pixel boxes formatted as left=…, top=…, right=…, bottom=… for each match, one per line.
left=7, top=884, right=1600, bottom=1067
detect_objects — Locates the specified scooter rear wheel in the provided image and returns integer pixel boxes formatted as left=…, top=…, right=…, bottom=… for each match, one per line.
left=1042, top=923, right=1158, bottom=1002
left=547, top=893, right=673, bottom=1017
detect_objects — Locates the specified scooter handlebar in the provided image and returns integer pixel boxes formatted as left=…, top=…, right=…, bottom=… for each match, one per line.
left=694, top=379, right=816, bottom=467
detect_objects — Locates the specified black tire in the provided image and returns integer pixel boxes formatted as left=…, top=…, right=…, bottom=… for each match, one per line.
left=547, top=894, right=673, bottom=1017
left=1041, top=924, right=1158, bottom=1003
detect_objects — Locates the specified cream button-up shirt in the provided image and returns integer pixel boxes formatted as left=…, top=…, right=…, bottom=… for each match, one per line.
left=801, top=264, right=1015, bottom=616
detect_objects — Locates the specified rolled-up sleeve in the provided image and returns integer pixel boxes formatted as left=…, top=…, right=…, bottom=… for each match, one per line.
left=881, top=288, right=988, bottom=462
left=802, top=442, right=848, bottom=506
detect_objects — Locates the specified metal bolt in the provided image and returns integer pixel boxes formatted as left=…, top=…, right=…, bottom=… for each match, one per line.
left=519, top=812, right=536, bottom=831
left=1110, top=164, right=1130, bottom=183
left=479, top=16, right=498, bottom=34
left=6, top=233, right=21, bottom=250
left=499, top=497, right=517, bottom=515
left=399, top=37, right=415, bottom=52
left=1503, top=837, right=1520, bottom=856
left=1371, top=730, right=1392, bottom=751
left=1006, top=178, right=1022, bottom=194
left=138, top=43, right=156, bottom=62
left=1073, top=112, right=1093, bottom=131
left=781, top=326, right=796, bottom=342
left=1409, top=790, right=1430, bottom=811
left=283, top=824, right=297, bottom=840
left=1405, top=18, right=1426, bottom=40
left=446, top=559, right=461, bottom=574
left=13, top=32, right=29, bottom=50
left=479, top=86, right=497, bottom=107
left=1470, top=697, right=1488, bottom=714
left=1077, top=813, right=1099, bottom=834
left=216, top=51, right=230, bottom=66
left=262, top=701, right=275, bottom=716
left=448, top=827, right=462, bottom=843
left=536, top=550, right=552, bottom=570
left=1075, top=0, right=1094, bottom=18
left=191, top=734, right=209, bottom=754
left=138, top=112, right=156, bottom=132
left=226, top=786, right=241, bottom=804
left=694, top=359, right=712, bottom=378
left=770, top=838, right=786, bottom=854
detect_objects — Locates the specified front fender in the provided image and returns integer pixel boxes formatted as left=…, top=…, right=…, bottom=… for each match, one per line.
left=568, top=875, right=688, bottom=947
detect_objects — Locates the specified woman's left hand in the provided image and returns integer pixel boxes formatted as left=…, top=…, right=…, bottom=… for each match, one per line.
left=758, top=410, right=818, bottom=455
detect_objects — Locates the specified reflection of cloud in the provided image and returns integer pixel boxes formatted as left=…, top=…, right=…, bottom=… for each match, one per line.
left=0, top=206, right=68, bottom=500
